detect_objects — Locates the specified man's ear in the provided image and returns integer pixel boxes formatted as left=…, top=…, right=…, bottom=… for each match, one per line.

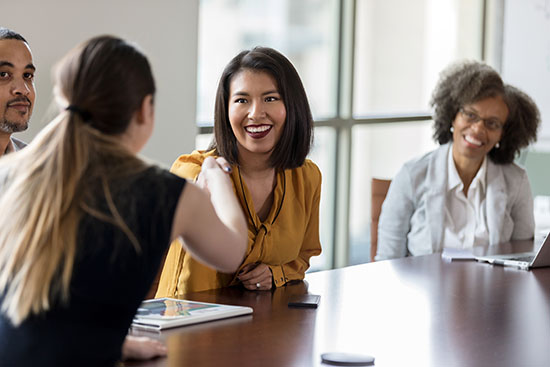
left=136, top=94, right=155, bottom=125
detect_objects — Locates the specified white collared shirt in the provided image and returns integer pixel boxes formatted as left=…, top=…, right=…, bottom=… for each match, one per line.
left=4, top=139, right=15, bottom=154
left=4, top=136, right=26, bottom=155
left=443, top=146, right=490, bottom=249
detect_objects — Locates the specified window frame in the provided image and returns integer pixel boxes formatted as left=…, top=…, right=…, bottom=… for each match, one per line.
left=197, top=0, right=494, bottom=269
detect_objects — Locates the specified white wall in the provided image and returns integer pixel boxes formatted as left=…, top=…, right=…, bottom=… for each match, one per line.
left=3, top=0, right=198, bottom=167
left=502, top=0, right=550, bottom=150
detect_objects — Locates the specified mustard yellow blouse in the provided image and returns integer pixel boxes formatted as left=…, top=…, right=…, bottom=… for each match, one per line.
left=155, top=150, right=322, bottom=297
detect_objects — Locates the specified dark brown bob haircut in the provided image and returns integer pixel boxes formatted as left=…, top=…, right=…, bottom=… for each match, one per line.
left=431, top=60, right=540, bottom=164
left=210, top=46, right=314, bottom=169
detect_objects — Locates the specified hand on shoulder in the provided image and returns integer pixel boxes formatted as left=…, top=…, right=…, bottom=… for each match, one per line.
left=197, top=156, right=233, bottom=194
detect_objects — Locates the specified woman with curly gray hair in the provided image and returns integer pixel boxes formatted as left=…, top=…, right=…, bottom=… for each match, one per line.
left=376, top=60, right=540, bottom=260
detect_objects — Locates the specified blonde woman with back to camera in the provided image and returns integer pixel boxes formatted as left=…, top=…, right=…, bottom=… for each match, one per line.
left=0, top=35, right=247, bottom=366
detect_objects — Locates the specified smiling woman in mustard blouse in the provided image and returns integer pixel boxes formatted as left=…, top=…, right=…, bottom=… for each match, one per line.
left=156, top=47, right=321, bottom=296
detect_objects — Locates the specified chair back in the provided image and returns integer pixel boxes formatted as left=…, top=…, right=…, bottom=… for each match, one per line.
left=370, top=178, right=392, bottom=262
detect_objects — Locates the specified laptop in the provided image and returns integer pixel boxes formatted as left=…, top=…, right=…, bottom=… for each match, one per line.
left=475, top=233, right=550, bottom=270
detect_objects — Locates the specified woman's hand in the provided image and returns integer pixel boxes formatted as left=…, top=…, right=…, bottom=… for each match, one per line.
left=237, top=263, right=273, bottom=291
left=121, top=335, right=167, bottom=361
left=196, top=157, right=232, bottom=193
left=172, top=155, right=247, bottom=273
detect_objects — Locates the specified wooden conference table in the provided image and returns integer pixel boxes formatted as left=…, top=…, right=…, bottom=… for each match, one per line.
left=127, top=240, right=550, bottom=367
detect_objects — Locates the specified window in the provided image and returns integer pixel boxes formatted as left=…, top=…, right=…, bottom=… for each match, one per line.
left=197, top=0, right=486, bottom=269
left=348, top=0, right=483, bottom=264
left=353, top=0, right=483, bottom=116
left=197, top=0, right=340, bottom=124
left=348, top=121, right=438, bottom=264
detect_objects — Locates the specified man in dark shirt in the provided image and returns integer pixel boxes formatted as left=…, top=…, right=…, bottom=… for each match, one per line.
left=0, top=27, right=35, bottom=157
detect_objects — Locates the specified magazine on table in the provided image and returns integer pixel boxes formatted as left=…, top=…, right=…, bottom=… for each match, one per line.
left=131, top=297, right=253, bottom=331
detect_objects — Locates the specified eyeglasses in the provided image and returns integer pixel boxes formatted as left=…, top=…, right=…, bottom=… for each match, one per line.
left=459, top=108, right=504, bottom=131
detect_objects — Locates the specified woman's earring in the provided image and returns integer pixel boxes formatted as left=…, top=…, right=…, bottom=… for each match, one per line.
left=450, top=126, right=454, bottom=133
left=495, top=142, right=500, bottom=149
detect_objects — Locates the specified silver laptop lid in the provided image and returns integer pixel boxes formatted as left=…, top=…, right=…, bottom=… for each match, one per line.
left=475, top=233, right=550, bottom=269
left=531, top=233, right=550, bottom=268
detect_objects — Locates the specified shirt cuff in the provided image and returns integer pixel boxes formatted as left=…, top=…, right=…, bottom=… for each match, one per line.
left=269, top=265, right=288, bottom=287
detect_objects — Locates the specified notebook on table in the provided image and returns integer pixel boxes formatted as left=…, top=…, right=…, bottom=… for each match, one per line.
left=475, top=233, right=550, bottom=270
left=131, top=297, right=253, bottom=331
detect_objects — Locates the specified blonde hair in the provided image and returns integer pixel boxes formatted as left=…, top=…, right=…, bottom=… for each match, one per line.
left=0, top=36, right=155, bottom=325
